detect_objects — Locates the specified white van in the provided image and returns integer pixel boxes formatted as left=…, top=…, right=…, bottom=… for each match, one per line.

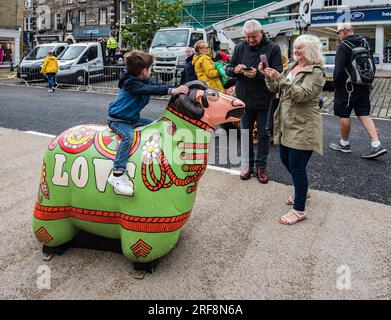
left=17, top=43, right=68, bottom=81
left=56, top=42, right=124, bottom=85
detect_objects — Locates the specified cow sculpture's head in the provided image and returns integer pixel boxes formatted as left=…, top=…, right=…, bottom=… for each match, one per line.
left=168, top=81, right=245, bottom=128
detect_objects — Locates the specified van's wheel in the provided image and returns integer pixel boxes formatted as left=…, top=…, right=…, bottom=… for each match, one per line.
left=76, top=71, right=88, bottom=85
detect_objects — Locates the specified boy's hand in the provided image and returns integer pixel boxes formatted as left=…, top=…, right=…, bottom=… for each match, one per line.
left=171, top=85, right=189, bottom=96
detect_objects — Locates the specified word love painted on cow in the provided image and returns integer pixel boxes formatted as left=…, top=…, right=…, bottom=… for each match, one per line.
left=51, top=154, right=136, bottom=194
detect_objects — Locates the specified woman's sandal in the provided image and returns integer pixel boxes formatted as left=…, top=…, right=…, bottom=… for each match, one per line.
left=286, top=193, right=311, bottom=205
left=279, top=209, right=307, bottom=225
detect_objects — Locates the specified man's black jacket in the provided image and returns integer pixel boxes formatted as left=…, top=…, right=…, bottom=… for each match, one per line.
left=226, top=36, right=282, bottom=110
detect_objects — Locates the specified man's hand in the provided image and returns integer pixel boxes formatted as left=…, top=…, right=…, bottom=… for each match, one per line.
left=243, top=67, right=257, bottom=79
left=234, top=64, right=246, bottom=74
left=171, top=85, right=189, bottom=96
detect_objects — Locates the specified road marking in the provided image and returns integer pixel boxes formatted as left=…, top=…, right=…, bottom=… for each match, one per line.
left=26, top=131, right=56, bottom=138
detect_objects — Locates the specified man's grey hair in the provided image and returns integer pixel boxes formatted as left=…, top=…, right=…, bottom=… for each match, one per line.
left=337, top=22, right=353, bottom=32
left=243, top=19, right=263, bottom=34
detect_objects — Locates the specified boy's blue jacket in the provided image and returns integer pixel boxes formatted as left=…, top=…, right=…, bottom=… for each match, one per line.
left=108, top=72, right=172, bottom=123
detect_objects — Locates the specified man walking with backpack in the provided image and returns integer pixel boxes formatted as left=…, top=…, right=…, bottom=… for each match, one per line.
left=330, top=23, right=387, bottom=159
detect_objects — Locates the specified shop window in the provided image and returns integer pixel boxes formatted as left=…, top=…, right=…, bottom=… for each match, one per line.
left=384, top=27, right=391, bottom=63
left=24, top=0, right=32, bottom=8
left=324, top=0, right=342, bottom=6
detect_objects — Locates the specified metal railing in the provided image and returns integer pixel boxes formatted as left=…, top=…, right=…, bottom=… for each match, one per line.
left=3, top=65, right=184, bottom=96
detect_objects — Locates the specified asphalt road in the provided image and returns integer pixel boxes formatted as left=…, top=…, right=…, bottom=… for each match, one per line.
left=1, top=84, right=390, bottom=205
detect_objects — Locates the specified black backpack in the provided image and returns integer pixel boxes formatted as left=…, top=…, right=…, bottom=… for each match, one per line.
left=342, top=39, right=375, bottom=85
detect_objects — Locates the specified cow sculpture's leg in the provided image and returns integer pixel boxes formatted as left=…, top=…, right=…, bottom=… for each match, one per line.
left=33, top=217, right=80, bottom=255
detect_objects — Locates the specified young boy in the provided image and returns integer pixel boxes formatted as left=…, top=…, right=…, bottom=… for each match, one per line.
left=107, top=50, right=189, bottom=196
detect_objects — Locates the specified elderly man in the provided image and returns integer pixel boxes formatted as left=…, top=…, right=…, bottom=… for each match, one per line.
left=329, top=23, right=387, bottom=159
left=226, top=19, right=282, bottom=183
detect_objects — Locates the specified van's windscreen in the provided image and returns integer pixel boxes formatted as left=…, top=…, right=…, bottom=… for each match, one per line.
left=151, top=30, right=189, bottom=48
left=60, top=46, right=85, bottom=60
left=25, top=46, right=55, bottom=60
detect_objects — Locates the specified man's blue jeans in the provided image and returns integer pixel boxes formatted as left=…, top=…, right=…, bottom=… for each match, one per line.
left=279, top=144, right=313, bottom=212
left=108, top=118, right=153, bottom=172
left=240, top=108, right=270, bottom=168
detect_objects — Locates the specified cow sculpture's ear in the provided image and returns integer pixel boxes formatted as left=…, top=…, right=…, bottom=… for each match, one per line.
left=184, top=80, right=208, bottom=91
left=168, top=88, right=205, bottom=120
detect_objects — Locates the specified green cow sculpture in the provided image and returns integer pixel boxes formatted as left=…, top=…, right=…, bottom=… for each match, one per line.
left=33, top=81, right=245, bottom=271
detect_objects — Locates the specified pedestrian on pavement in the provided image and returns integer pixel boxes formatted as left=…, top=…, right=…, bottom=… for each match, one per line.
left=329, top=23, right=387, bottom=159
left=180, top=47, right=198, bottom=85
left=192, top=40, right=224, bottom=92
left=0, top=44, right=4, bottom=63
left=107, top=32, right=118, bottom=63
left=4, top=43, right=13, bottom=63
left=261, top=34, right=325, bottom=225
left=226, top=19, right=282, bottom=184
left=41, top=51, right=58, bottom=93
left=107, top=50, right=189, bottom=196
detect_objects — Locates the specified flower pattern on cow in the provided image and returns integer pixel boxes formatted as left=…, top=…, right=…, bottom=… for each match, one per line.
left=142, top=138, right=160, bottom=159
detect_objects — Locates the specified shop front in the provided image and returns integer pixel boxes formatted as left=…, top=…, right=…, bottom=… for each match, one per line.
left=0, top=28, right=21, bottom=66
left=309, top=7, right=391, bottom=70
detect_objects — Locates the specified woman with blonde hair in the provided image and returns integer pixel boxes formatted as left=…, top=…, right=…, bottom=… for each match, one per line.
left=259, top=34, right=325, bottom=225
left=192, top=40, right=224, bottom=92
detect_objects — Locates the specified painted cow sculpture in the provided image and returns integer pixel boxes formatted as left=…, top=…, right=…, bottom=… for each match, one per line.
left=33, top=81, right=245, bottom=270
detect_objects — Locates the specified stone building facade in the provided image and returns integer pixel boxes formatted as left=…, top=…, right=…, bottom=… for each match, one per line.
left=23, top=0, right=124, bottom=51
left=0, top=0, right=24, bottom=65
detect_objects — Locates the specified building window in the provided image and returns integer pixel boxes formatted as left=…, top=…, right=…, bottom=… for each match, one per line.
left=24, top=16, right=33, bottom=31
left=324, top=0, right=342, bottom=6
left=99, top=8, right=107, bottom=25
left=55, top=13, right=62, bottom=30
left=79, top=0, right=86, bottom=2
left=67, top=0, right=74, bottom=4
left=79, top=10, right=86, bottom=26
left=24, top=0, right=32, bottom=8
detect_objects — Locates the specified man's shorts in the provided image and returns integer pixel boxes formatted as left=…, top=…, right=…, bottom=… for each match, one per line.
left=334, top=87, right=371, bottom=118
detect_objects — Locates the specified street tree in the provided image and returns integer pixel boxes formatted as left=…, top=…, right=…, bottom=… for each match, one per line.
left=121, top=0, right=184, bottom=50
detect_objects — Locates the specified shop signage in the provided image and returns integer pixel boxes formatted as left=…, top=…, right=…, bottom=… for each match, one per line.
left=73, top=26, right=111, bottom=39
left=311, top=8, right=391, bottom=24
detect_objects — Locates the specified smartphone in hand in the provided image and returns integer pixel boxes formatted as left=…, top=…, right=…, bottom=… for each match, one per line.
left=242, top=67, right=253, bottom=71
left=260, top=54, right=269, bottom=69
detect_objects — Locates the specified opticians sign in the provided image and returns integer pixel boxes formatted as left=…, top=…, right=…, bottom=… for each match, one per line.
left=311, top=8, right=391, bottom=24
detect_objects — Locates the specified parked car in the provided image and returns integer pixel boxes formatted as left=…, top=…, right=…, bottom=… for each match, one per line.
left=17, top=43, right=68, bottom=81
left=323, top=51, right=336, bottom=87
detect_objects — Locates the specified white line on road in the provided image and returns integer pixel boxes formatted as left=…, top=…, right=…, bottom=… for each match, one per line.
left=25, top=131, right=56, bottom=138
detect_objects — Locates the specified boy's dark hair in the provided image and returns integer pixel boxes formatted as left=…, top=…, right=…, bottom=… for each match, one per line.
left=124, top=50, right=154, bottom=76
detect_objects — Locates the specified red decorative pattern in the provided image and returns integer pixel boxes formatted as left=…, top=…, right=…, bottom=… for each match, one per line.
left=35, top=227, right=53, bottom=244
left=34, top=204, right=191, bottom=233
left=166, top=106, right=214, bottom=132
left=131, top=239, right=153, bottom=258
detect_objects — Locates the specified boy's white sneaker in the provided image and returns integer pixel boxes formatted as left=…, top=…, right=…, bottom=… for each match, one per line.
left=48, top=89, right=53, bottom=93
left=108, top=173, right=134, bottom=196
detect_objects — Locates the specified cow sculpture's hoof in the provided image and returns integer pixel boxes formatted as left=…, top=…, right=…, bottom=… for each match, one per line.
left=134, top=259, right=159, bottom=274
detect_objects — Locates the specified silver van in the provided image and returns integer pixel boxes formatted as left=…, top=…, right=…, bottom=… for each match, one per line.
left=17, top=43, right=68, bottom=81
